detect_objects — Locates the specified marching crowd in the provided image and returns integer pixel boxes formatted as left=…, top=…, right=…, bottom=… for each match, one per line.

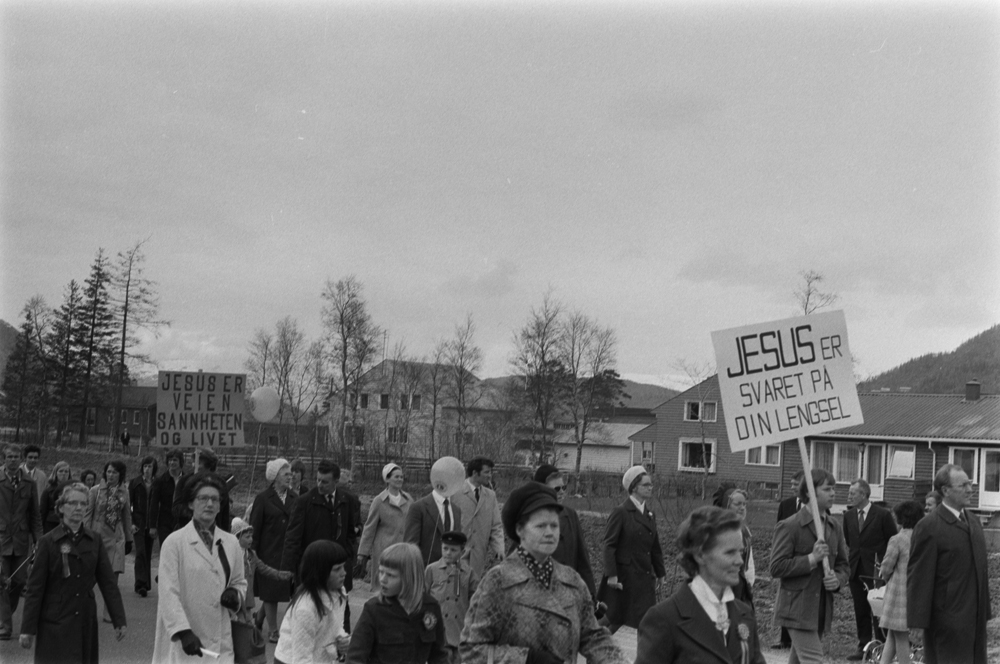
left=0, top=440, right=991, bottom=664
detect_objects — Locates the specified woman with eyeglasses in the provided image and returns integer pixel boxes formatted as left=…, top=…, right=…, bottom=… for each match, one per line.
left=152, top=473, right=247, bottom=663
left=597, top=466, right=666, bottom=634
left=356, top=463, right=413, bottom=589
left=19, top=482, right=127, bottom=662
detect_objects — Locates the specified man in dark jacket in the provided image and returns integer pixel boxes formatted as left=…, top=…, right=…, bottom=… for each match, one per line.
left=772, top=469, right=803, bottom=649
left=281, top=459, right=359, bottom=630
left=534, top=464, right=596, bottom=598
left=843, top=478, right=896, bottom=660
left=908, top=464, right=991, bottom=664
left=147, top=450, right=184, bottom=545
left=0, top=443, right=41, bottom=639
left=129, top=455, right=158, bottom=597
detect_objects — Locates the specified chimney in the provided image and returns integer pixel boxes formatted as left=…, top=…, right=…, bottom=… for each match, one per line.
left=965, top=379, right=982, bottom=402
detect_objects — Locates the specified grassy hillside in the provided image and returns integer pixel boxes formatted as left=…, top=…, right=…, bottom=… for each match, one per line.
left=859, top=324, right=1000, bottom=394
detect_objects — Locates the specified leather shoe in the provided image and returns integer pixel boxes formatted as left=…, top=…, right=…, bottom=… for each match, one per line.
left=846, top=652, right=864, bottom=661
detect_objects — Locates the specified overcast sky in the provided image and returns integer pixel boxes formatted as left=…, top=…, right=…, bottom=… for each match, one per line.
left=2, top=1, right=998, bottom=390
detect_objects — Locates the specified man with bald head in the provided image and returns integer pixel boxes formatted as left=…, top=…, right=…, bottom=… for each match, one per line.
left=908, top=463, right=991, bottom=663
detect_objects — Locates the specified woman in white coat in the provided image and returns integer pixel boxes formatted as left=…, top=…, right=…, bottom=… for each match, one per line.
left=152, top=473, right=247, bottom=664
left=355, top=463, right=412, bottom=585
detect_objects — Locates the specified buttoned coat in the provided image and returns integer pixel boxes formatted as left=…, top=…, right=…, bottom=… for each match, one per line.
left=597, top=498, right=666, bottom=628
left=425, top=558, right=477, bottom=647
left=450, top=481, right=505, bottom=578
left=553, top=504, right=596, bottom=599
left=85, top=482, right=133, bottom=574
left=0, top=468, right=41, bottom=556
left=357, top=488, right=413, bottom=574
left=249, top=485, right=297, bottom=601
left=842, top=502, right=896, bottom=580
left=20, top=524, right=126, bottom=664
left=348, top=593, right=448, bottom=664
left=460, top=553, right=629, bottom=664
left=769, top=506, right=849, bottom=633
left=403, top=493, right=463, bottom=567
left=21, top=466, right=47, bottom=507
left=280, top=488, right=359, bottom=590
left=907, top=504, right=991, bottom=664
left=152, top=520, right=247, bottom=664
left=635, top=583, right=766, bottom=664
left=148, top=471, right=179, bottom=537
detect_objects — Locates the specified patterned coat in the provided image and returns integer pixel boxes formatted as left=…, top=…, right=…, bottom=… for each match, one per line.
left=460, top=553, right=629, bottom=664
left=878, top=529, right=911, bottom=632
left=84, top=482, right=133, bottom=574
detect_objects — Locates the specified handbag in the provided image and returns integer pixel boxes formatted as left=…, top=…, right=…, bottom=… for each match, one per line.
left=218, top=541, right=267, bottom=664
left=231, top=619, right=267, bottom=664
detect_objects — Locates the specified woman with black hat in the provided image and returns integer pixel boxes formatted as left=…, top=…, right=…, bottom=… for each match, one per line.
left=597, top=465, right=666, bottom=633
left=460, top=482, right=628, bottom=664
left=635, top=506, right=766, bottom=664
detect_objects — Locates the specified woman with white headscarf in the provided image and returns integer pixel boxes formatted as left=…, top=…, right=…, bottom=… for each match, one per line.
left=248, top=457, right=297, bottom=642
left=356, top=463, right=413, bottom=588
left=597, top=465, right=666, bottom=633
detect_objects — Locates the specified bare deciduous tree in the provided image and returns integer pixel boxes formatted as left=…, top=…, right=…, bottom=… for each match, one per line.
left=795, top=270, right=839, bottom=315
left=674, top=359, right=717, bottom=499
left=426, top=338, right=449, bottom=459
left=445, top=314, right=483, bottom=458
left=244, top=328, right=275, bottom=392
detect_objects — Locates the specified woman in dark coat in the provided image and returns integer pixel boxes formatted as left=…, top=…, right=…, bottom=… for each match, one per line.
left=635, top=506, right=766, bottom=664
left=19, top=482, right=127, bottom=663
left=598, top=465, right=666, bottom=632
left=39, top=461, right=72, bottom=534
left=248, top=458, right=297, bottom=642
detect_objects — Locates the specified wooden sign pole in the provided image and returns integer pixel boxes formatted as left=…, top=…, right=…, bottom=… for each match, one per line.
left=797, top=436, right=832, bottom=575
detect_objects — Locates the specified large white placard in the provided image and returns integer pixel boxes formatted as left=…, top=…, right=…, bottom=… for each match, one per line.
left=156, top=371, right=247, bottom=448
left=711, top=310, right=863, bottom=453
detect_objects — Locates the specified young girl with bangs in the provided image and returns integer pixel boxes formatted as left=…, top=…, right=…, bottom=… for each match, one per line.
left=348, top=542, right=448, bottom=664
left=273, top=540, right=351, bottom=664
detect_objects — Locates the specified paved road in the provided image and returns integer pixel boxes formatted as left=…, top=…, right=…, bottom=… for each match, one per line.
left=0, top=550, right=789, bottom=663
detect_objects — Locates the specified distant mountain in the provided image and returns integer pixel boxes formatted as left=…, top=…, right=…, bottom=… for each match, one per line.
left=478, top=374, right=678, bottom=410
left=858, top=324, right=1000, bottom=395
left=0, top=319, right=19, bottom=386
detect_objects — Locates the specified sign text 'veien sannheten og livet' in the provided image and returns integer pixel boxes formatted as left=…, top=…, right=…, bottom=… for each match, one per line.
left=155, top=371, right=247, bottom=448
left=711, top=310, right=864, bottom=453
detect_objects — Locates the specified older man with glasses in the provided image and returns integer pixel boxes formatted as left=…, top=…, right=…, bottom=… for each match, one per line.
left=533, top=464, right=597, bottom=601
left=908, top=463, right=991, bottom=664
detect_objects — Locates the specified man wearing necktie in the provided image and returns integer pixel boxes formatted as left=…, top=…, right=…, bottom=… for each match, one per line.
left=450, top=457, right=505, bottom=579
left=908, top=464, right=991, bottom=664
left=281, top=459, right=360, bottom=631
left=404, top=471, right=463, bottom=567
left=842, top=479, right=896, bottom=660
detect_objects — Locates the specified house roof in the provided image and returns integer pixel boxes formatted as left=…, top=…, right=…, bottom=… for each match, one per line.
left=357, top=359, right=479, bottom=386
left=120, top=386, right=156, bottom=407
left=827, top=391, right=1000, bottom=442
left=553, top=422, right=649, bottom=448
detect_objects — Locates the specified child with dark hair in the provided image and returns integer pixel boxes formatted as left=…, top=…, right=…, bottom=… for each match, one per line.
left=274, top=540, right=351, bottom=664
left=877, top=500, right=924, bottom=664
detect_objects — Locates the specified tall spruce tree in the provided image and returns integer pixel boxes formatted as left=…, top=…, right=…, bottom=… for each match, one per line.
left=78, top=249, right=117, bottom=447
left=1, top=300, right=50, bottom=442
left=46, top=280, right=86, bottom=443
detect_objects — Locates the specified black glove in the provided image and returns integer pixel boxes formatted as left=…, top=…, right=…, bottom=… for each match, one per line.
left=176, top=629, right=203, bottom=657
left=125, top=541, right=133, bottom=555
left=594, top=601, right=607, bottom=620
left=220, top=587, right=240, bottom=611
left=525, top=648, right=562, bottom=664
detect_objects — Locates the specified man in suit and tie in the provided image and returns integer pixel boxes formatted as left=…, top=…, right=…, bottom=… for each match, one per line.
left=281, top=459, right=360, bottom=630
left=843, top=479, right=897, bottom=660
left=450, top=456, right=504, bottom=578
left=772, top=469, right=803, bottom=649
left=908, top=464, right=991, bottom=664
left=0, top=443, right=41, bottom=640
left=404, top=468, right=463, bottom=567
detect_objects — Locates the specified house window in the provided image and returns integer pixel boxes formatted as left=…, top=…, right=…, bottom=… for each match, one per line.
left=345, top=425, right=365, bottom=448
left=399, top=394, right=410, bottom=410
left=133, top=410, right=141, bottom=425
left=887, top=445, right=915, bottom=479
left=684, top=401, right=718, bottom=422
left=360, top=393, right=369, bottom=409
left=746, top=445, right=781, bottom=466
left=678, top=437, right=716, bottom=473
left=951, top=448, right=978, bottom=481
left=865, top=444, right=885, bottom=486
left=379, top=394, right=389, bottom=409
left=811, top=441, right=886, bottom=484
left=121, top=410, right=128, bottom=424
left=639, top=442, right=655, bottom=473
left=455, top=431, right=474, bottom=448
left=411, top=394, right=421, bottom=410
left=388, top=427, right=408, bottom=444
left=87, top=407, right=96, bottom=425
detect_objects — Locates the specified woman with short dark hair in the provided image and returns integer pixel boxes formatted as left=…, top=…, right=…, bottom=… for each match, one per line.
left=877, top=500, right=924, bottom=664
left=85, top=460, right=132, bottom=622
left=636, top=506, right=765, bottom=663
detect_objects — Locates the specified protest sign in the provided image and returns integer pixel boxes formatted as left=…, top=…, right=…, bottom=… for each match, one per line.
left=156, top=371, right=247, bottom=447
left=711, top=309, right=864, bottom=454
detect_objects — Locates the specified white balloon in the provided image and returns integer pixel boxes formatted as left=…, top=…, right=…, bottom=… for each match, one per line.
left=250, top=386, right=280, bottom=421
left=430, top=456, right=466, bottom=497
